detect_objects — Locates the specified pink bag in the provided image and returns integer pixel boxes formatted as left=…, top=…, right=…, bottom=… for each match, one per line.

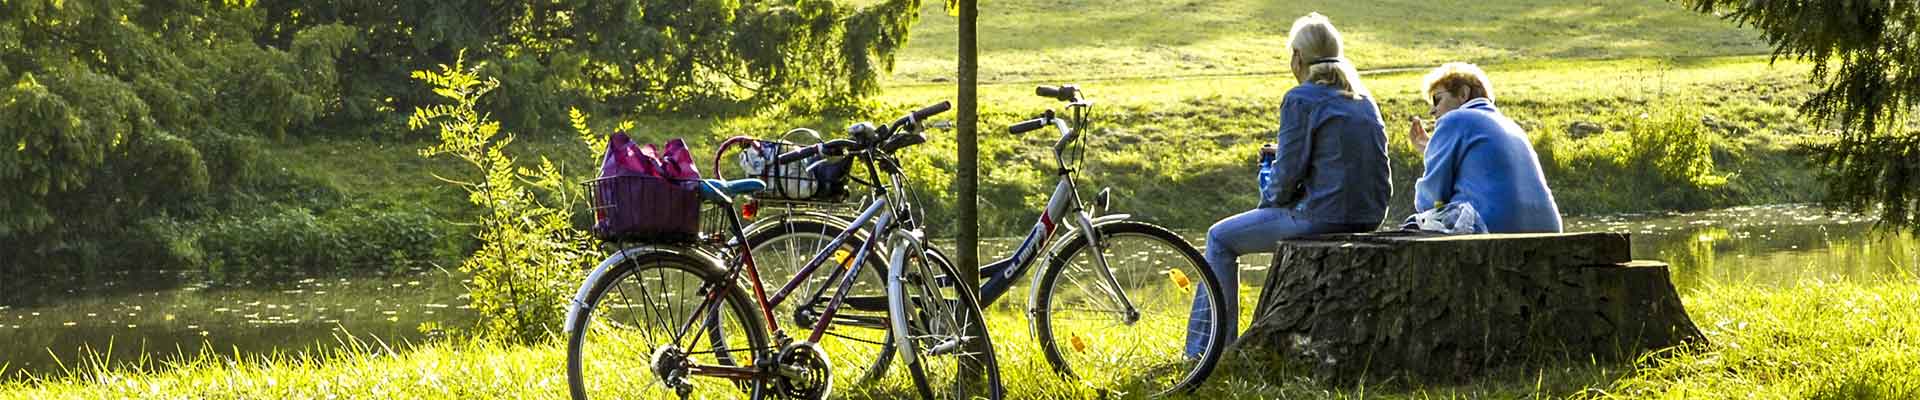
left=592, top=133, right=703, bottom=241
left=659, top=139, right=701, bottom=181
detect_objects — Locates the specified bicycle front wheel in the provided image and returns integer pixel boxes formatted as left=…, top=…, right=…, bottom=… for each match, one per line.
left=567, top=249, right=769, bottom=400
left=1032, top=220, right=1224, bottom=396
left=891, top=246, right=1004, bottom=400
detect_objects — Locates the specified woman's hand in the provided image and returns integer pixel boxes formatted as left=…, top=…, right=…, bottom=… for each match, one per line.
left=1407, top=115, right=1431, bottom=155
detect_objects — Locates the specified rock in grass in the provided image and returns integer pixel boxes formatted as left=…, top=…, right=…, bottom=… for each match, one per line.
left=1239, top=231, right=1704, bottom=382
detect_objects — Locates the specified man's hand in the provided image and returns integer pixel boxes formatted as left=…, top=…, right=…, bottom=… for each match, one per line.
left=1408, top=115, right=1431, bottom=155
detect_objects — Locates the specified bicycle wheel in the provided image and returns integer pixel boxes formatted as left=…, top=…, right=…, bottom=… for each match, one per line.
left=746, top=218, right=896, bottom=382
left=568, top=249, right=769, bottom=400
left=1032, top=220, right=1224, bottom=396
left=892, top=245, right=1004, bottom=400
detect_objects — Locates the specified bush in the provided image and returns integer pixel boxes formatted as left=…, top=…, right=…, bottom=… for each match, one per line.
left=1538, top=105, right=1731, bottom=213
left=198, top=204, right=443, bottom=285
left=200, top=206, right=338, bottom=283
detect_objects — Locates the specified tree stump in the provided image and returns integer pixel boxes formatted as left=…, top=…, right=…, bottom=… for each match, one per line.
left=1239, top=231, right=1704, bottom=381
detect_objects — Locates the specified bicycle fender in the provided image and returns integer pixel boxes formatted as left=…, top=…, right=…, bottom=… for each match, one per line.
left=564, top=245, right=724, bottom=333
left=742, top=210, right=860, bottom=237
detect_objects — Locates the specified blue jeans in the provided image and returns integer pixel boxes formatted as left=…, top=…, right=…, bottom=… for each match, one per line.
left=1185, top=208, right=1374, bottom=356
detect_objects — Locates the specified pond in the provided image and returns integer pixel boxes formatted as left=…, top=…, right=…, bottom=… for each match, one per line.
left=2, top=204, right=1914, bottom=381
left=0, top=269, right=476, bottom=381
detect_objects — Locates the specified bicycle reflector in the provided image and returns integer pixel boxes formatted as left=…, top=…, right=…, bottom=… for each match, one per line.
left=742, top=200, right=759, bottom=220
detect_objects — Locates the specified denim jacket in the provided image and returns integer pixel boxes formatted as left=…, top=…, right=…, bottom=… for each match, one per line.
left=1260, top=83, right=1392, bottom=225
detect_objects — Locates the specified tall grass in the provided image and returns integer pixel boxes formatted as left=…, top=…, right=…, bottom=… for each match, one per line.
left=7, top=278, right=1916, bottom=399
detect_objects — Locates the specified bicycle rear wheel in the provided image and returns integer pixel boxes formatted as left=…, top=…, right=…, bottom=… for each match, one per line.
left=1032, top=220, right=1224, bottom=396
left=567, top=249, right=769, bottom=400
left=891, top=245, right=1004, bottom=400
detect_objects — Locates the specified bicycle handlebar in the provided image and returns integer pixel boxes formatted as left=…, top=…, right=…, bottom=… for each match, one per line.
left=771, top=101, right=949, bottom=163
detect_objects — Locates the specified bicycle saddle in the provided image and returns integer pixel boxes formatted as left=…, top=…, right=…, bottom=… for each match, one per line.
left=699, top=178, right=766, bottom=202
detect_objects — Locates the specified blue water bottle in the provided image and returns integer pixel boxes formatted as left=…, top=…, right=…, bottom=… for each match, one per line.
left=1257, top=143, right=1276, bottom=191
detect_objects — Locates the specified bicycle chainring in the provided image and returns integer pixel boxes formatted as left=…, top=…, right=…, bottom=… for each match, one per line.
left=772, top=341, right=833, bottom=399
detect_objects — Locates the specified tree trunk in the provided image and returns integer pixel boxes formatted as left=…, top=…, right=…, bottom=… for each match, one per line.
left=1240, top=232, right=1705, bottom=382
left=954, top=0, right=992, bottom=394
left=954, top=0, right=980, bottom=299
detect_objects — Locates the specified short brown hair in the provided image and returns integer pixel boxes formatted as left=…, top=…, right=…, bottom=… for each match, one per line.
left=1421, top=62, right=1493, bottom=105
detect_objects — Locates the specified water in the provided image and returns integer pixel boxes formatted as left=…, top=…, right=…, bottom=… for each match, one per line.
left=1, top=204, right=1914, bottom=382
left=0, top=269, right=475, bottom=381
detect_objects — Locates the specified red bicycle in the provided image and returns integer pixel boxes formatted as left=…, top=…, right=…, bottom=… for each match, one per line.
left=563, top=102, right=1002, bottom=400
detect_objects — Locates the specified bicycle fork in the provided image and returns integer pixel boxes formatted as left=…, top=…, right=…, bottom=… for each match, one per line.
left=1071, top=209, right=1142, bottom=324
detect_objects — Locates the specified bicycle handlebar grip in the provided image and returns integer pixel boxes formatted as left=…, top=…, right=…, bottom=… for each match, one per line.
left=1036, top=85, right=1076, bottom=101
left=892, top=101, right=952, bottom=131
left=1008, top=117, right=1049, bottom=134
left=773, top=144, right=824, bottom=165
left=775, top=139, right=863, bottom=164
left=911, top=101, right=952, bottom=122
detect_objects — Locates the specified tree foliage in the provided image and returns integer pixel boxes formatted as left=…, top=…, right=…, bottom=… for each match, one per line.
left=1, top=0, right=920, bottom=276
left=257, top=0, right=925, bottom=129
left=0, top=0, right=345, bottom=271
left=1680, top=0, right=1920, bottom=230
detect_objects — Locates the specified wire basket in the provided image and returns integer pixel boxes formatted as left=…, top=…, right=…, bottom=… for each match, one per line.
left=585, top=175, right=703, bottom=243
left=736, top=132, right=856, bottom=202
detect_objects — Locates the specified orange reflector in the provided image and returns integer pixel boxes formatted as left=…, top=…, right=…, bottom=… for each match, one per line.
left=1070, top=334, right=1088, bottom=352
left=1169, top=269, right=1192, bottom=291
left=832, top=249, right=853, bottom=268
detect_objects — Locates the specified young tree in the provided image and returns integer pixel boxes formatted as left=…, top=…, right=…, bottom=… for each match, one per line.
left=1679, top=0, right=1920, bottom=231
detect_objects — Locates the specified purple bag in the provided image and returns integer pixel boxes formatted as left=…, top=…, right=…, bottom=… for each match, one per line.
left=591, top=133, right=703, bottom=241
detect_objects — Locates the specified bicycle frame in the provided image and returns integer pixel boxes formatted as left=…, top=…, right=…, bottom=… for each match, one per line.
left=968, top=119, right=1140, bottom=324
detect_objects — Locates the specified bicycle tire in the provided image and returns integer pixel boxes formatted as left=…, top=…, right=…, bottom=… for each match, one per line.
left=1031, top=220, right=1225, bottom=396
left=567, top=248, right=769, bottom=400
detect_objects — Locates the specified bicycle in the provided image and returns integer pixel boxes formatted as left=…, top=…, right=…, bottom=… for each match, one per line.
left=564, top=101, right=1003, bottom=400
left=747, top=85, right=1230, bottom=396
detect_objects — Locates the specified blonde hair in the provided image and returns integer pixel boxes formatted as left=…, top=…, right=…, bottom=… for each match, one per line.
left=1421, top=62, right=1495, bottom=105
left=1289, top=13, right=1368, bottom=98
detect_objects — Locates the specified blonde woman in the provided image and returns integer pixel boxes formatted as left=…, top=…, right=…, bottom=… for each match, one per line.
left=1187, top=12, right=1391, bottom=355
left=1406, top=63, right=1562, bottom=233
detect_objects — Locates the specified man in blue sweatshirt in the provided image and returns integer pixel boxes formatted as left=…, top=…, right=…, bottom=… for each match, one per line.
left=1407, top=63, right=1562, bottom=233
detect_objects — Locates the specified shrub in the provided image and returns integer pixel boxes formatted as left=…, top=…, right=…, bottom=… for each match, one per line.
left=200, top=205, right=339, bottom=283
left=198, top=205, right=444, bottom=285
left=409, top=56, right=596, bottom=343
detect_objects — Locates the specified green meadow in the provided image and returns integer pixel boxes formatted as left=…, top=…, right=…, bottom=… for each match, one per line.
left=6, top=280, right=1916, bottom=399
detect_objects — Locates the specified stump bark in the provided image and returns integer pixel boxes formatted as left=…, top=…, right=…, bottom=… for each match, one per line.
left=1239, top=231, right=1704, bottom=381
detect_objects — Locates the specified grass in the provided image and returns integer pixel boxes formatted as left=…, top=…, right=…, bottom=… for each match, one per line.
left=216, top=0, right=1821, bottom=242
left=281, top=55, right=1830, bottom=240
left=886, top=0, right=1771, bottom=84
left=5, top=278, right=1916, bottom=399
